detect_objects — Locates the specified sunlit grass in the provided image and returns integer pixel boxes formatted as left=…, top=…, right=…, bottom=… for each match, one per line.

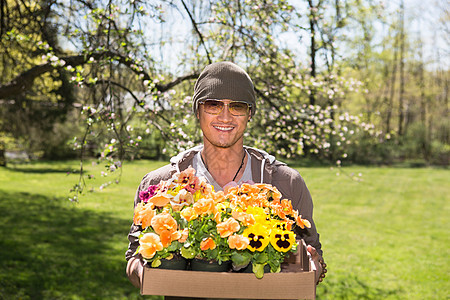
left=0, top=161, right=448, bottom=299
left=302, top=166, right=450, bottom=299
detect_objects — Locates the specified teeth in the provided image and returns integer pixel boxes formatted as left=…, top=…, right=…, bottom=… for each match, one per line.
left=214, top=126, right=233, bottom=131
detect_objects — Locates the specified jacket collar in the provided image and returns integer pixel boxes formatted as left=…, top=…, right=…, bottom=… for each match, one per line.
left=169, top=145, right=285, bottom=184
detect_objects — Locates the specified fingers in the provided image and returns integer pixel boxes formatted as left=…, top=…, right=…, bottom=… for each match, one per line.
left=307, top=245, right=319, bottom=259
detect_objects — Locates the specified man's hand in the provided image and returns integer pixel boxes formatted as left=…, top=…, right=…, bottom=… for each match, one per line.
left=126, top=257, right=144, bottom=288
left=307, top=245, right=326, bottom=284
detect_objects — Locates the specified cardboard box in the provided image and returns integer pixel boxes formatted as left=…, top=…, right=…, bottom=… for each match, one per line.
left=141, top=240, right=316, bottom=299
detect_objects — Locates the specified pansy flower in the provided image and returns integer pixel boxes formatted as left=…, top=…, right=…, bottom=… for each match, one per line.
left=139, top=184, right=160, bottom=203
left=184, top=176, right=200, bottom=194
left=239, top=183, right=261, bottom=195
left=216, top=217, right=240, bottom=238
left=231, top=210, right=255, bottom=226
left=173, top=166, right=196, bottom=185
left=228, top=234, right=250, bottom=250
left=246, top=206, right=270, bottom=226
left=292, top=210, right=311, bottom=229
left=180, top=206, right=198, bottom=221
left=139, top=233, right=164, bottom=259
left=178, top=228, right=189, bottom=243
left=151, top=213, right=181, bottom=247
left=199, top=178, right=213, bottom=195
left=270, top=228, right=296, bottom=252
left=133, top=202, right=156, bottom=228
left=193, top=197, right=216, bottom=216
left=243, top=223, right=270, bottom=252
left=200, top=237, right=216, bottom=251
left=148, top=191, right=172, bottom=207
left=171, top=188, right=194, bottom=211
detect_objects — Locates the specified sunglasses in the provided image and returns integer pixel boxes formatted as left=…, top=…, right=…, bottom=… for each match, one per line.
left=198, top=99, right=251, bottom=116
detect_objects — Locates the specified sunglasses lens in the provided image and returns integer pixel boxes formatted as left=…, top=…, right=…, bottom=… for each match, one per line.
left=229, top=102, right=249, bottom=115
left=203, top=100, right=223, bottom=114
left=202, top=100, right=250, bottom=116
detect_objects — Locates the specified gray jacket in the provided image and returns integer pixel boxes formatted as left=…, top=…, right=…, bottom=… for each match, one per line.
left=125, top=145, right=322, bottom=261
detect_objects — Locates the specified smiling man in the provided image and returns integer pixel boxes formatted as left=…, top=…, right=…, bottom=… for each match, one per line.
left=125, top=62, right=326, bottom=295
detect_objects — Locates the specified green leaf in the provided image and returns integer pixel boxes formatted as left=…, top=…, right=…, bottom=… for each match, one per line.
left=167, top=241, right=179, bottom=252
left=151, top=259, right=161, bottom=268
left=253, top=252, right=269, bottom=264
left=181, top=246, right=196, bottom=259
left=231, top=252, right=252, bottom=268
left=253, top=263, right=266, bottom=279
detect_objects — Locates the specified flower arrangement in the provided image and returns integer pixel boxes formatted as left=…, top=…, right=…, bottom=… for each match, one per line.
left=133, top=167, right=311, bottom=278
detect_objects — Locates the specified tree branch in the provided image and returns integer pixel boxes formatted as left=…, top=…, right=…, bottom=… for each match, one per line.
left=94, top=79, right=172, bottom=125
left=0, top=51, right=198, bottom=99
left=180, top=0, right=212, bottom=64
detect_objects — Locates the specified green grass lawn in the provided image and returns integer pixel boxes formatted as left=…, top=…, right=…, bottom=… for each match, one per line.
left=0, top=160, right=448, bottom=299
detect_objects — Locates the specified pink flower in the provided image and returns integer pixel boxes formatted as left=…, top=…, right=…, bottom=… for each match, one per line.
left=139, top=184, right=159, bottom=203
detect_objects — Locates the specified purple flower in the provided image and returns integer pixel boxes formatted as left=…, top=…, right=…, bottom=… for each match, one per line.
left=147, top=184, right=159, bottom=198
left=139, top=190, right=151, bottom=203
left=139, top=184, right=159, bottom=203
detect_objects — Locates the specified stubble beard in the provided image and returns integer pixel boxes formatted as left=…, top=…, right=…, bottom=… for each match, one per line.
left=203, top=130, right=245, bottom=149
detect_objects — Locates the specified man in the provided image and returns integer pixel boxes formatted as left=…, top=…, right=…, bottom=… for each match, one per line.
left=126, top=61, right=326, bottom=291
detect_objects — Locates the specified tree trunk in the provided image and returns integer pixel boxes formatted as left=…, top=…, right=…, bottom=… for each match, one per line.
left=398, top=0, right=405, bottom=136
left=308, top=0, right=316, bottom=106
left=0, top=142, right=6, bottom=167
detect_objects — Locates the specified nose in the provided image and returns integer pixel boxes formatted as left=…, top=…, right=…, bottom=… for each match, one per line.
left=217, top=103, right=233, bottom=122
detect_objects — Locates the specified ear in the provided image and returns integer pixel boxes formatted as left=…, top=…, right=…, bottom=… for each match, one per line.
left=248, top=111, right=252, bottom=121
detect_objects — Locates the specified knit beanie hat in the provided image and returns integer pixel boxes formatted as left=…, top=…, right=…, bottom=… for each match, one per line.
left=192, top=61, right=256, bottom=116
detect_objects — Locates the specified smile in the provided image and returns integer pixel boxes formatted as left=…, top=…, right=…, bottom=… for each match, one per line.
left=214, top=126, right=234, bottom=131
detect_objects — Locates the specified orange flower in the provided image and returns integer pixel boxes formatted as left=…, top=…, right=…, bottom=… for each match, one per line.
left=255, top=183, right=282, bottom=201
left=270, top=203, right=286, bottom=219
left=214, top=210, right=221, bottom=223
left=281, top=199, right=294, bottom=214
left=240, top=183, right=260, bottom=195
left=216, top=217, right=240, bottom=238
left=133, top=202, right=145, bottom=225
left=149, top=192, right=172, bottom=207
left=193, top=197, right=216, bottom=216
left=211, top=190, right=226, bottom=203
left=249, top=194, right=269, bottom=208
left=150, top=213, right=181, bottom=247
left=296, top=215, right=311, bottom=229
left=159, top=229, right=182, bottom=248
left=133, top=202, right=156, bottom=228
left=180, top=206, right=198, bottom=221
left=173, top=166, right=196, bottom=185
left=232, top=210, right=255, bottom=226
left=293, top=211, right=311, bottom=229
left=228, top=194, right=245, bottom=208
left=199, top=179, right=213, bottom=195
left=228, top=234, right=250, bottom=250
left=151, top=213, right=178, bottom=234
left=224, top=185, right=239, bottom=195
left=139, top=233, right=164, bottom=259
left=200, top=237, right=216, bottom=251
left=178, top=228, right=189, bottom=243
left=171, top=189, right=194, bottom=211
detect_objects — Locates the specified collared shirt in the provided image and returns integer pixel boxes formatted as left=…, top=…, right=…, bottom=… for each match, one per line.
left=192, top=149, right=253, bottom=191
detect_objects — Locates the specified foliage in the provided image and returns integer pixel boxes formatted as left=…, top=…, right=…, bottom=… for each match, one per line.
left=0, top=0, right=77, bottom=158
left=0, top=0, right=448, bottom=191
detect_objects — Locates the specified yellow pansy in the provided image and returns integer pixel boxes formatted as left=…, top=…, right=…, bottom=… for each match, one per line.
left=243, top=223, right=270, bottom=252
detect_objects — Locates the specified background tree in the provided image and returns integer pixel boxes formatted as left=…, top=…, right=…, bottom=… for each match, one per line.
left=0, top=0, right=448, bottom=190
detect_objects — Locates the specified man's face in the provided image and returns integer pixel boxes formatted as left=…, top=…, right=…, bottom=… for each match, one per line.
left=197, top=99, right=251, bottom=149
